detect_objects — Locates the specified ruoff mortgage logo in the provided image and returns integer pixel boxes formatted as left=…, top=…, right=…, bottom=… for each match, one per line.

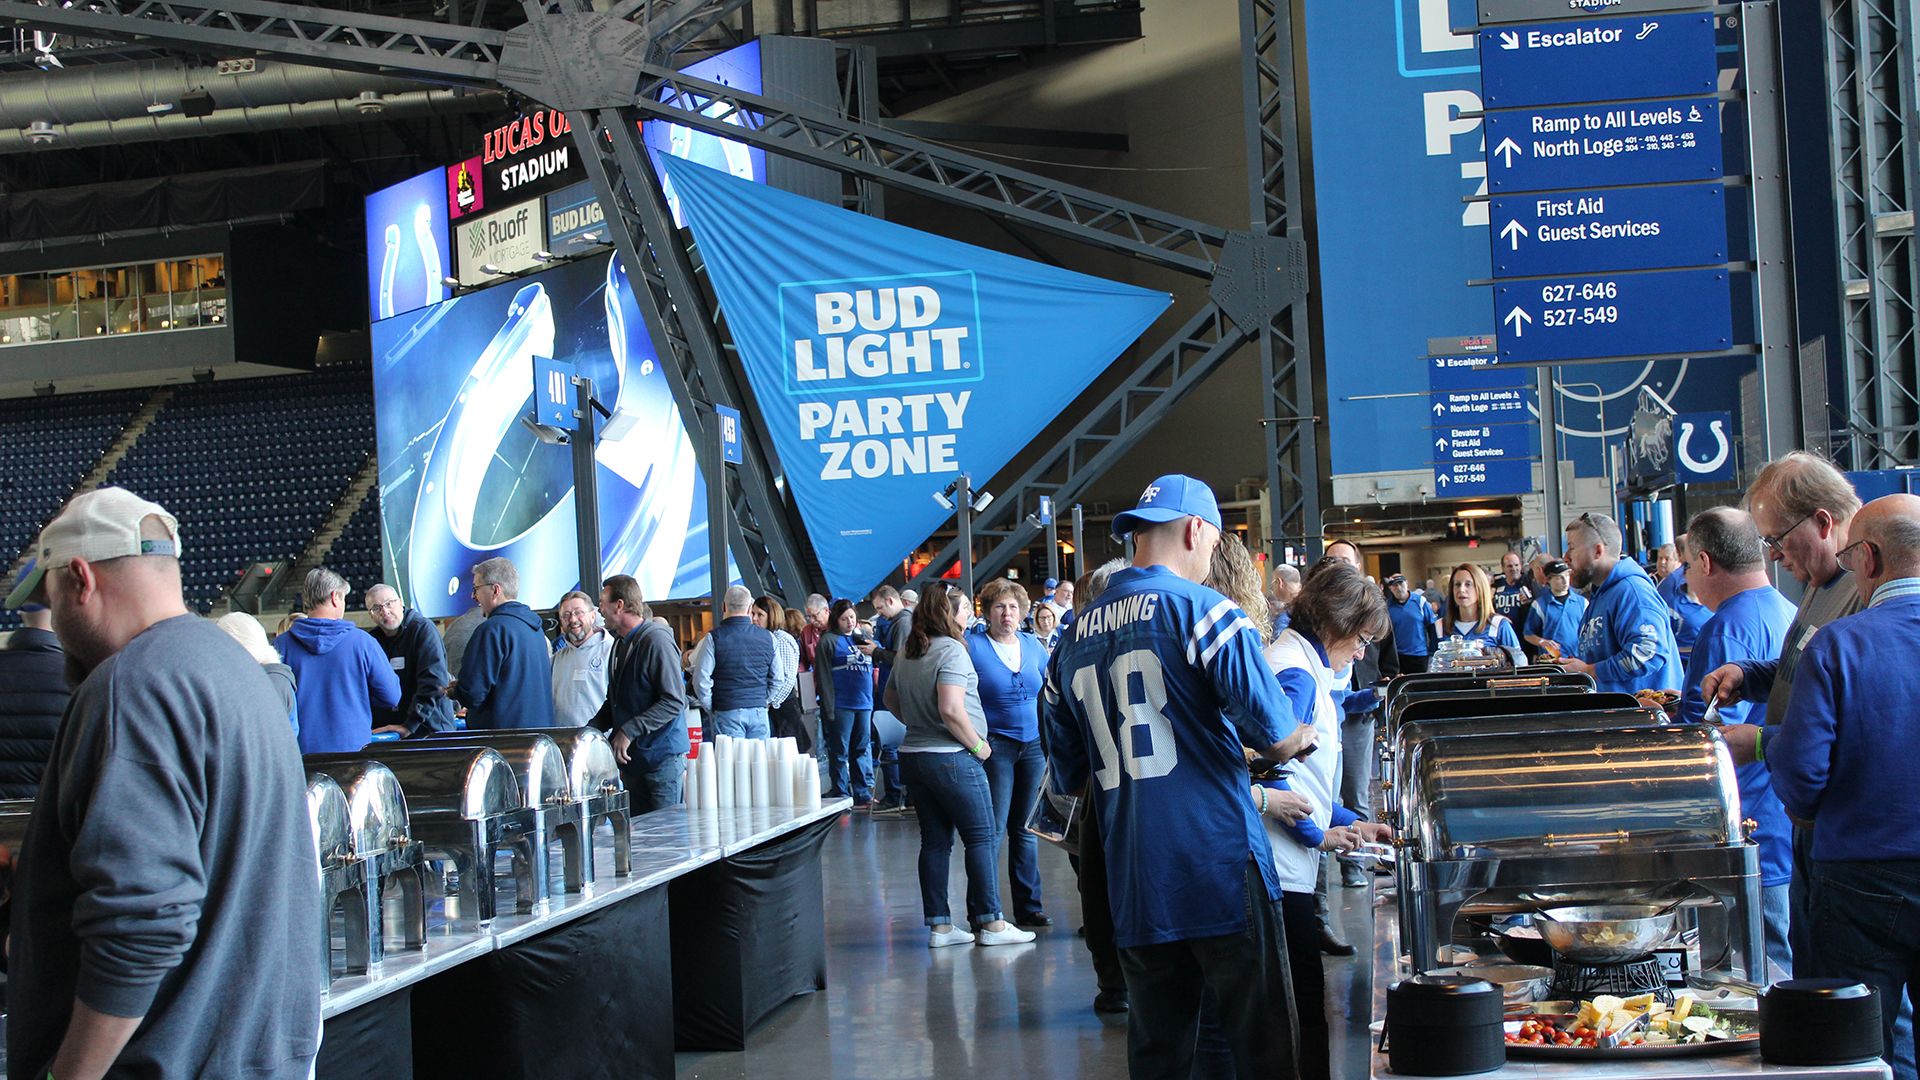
left=777, top=270, right=984, bottom=481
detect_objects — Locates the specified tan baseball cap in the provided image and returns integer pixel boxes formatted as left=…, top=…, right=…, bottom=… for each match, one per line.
left=6, top=488, right=181, bottom=609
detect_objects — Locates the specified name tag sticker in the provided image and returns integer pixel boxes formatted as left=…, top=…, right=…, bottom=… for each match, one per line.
left=1798, top=624, right=1818, bottom=651
left=390, top=656, right=407, bottom=671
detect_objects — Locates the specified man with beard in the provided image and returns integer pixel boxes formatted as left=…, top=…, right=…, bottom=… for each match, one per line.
left=366, top=583, right=456, bottom=737
left=1556, top=512, right=1682, bottom=695
left=550, top=590, right=613, bottom=727
left=3, top=488, right=322, bottom=1079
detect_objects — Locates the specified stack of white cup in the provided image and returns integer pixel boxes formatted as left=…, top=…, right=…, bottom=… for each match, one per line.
left=685, top=734, right=820, bottom=810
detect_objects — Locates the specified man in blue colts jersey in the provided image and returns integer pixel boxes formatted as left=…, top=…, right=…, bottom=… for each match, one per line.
left=1044, top=473, right=1319, bottom=1079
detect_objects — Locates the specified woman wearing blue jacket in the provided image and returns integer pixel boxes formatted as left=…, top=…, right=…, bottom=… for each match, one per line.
left=1434, top=562, right=1525, bottom=668
left=963, top=579, right=1053, bottom=928
left=813, top=598, right=876, bottom=805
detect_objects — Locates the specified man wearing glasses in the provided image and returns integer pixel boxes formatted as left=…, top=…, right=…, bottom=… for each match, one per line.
left=1556, top=511, right=1682, bottom=695
left=365, top=583, right=456, bottom=737
left=1701, top=452, right=1866, bottom=994
left=1767, top=493, right=1920, bottom=1075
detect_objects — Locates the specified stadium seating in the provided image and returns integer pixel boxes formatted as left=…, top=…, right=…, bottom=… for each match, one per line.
left=0, top=388, right=146, bottom=630
left=329, top=494, right=385, bottom=611
left=106, top=366, right=376, bottom=613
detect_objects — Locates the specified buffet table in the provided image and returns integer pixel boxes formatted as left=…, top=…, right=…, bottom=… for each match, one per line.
left=313, top=800, right=849, bottom=1080
left=1364, top=893, right=1893, bottom=1080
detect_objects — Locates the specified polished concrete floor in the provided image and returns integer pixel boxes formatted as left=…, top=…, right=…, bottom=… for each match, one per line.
left=676, top=809, right=1378, bottom=1079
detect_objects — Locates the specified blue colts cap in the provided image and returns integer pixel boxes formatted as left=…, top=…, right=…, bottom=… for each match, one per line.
left=1111, top=474, right=1223, bottom=537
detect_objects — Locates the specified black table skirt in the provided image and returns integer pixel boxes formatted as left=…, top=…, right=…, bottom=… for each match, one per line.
left=669, top=814, right=839, bottom=1051
left=316, top=987, right=413, bottom=1080
left=410, top=885, right=675, bottom=1080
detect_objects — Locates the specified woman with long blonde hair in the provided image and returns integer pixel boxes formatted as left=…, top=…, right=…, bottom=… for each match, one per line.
left=1434, top=562, right=1524, bottom=666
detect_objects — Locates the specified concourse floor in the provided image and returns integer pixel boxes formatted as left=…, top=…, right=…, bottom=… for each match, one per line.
left=675, top=809, right=1377, bottom=1079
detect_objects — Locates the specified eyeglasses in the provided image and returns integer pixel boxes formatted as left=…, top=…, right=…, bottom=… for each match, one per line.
left=1836, top=537, right=1878, bottom=570
left=1358, top=633, right=1376, bottom=648
left=372, top=598, right=401, bottom=610
left=1760, top=511, right=1817, bottom=554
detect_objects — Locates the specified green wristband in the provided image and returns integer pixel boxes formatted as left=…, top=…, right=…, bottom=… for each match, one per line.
left=971, top=740, right=987, bottom=755
left=1753, top=726, right=1765, bottom=762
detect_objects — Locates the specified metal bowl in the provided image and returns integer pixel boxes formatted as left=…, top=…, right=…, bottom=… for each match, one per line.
left=1536, top=904, right=1679, bottom=962
left=1433, top=962, right=1553, bottom=1006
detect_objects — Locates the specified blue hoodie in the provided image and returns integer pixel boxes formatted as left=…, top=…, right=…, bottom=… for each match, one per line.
left=454, top=601, right=555, bottom=730
left=1577, top=556, right=1683, bottom=694
left=276, top=617, right=401, bottom=755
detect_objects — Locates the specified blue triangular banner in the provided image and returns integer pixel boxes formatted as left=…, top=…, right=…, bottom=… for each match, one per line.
left=662, top=156, right=1171, bottom=600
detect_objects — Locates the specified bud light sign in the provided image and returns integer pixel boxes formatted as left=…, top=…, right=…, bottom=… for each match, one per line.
left=663, top=156, right=1168, bottom=598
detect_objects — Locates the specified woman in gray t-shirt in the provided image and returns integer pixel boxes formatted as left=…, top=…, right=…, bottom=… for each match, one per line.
left=883, top=582, right=1035, bottom=949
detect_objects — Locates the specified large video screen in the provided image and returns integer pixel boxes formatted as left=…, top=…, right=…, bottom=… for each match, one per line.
left=649, top=39, right=766, bottom=228
left=365, top=168, right=450, bottom=320
left=372, top=251, right=727, bottom=616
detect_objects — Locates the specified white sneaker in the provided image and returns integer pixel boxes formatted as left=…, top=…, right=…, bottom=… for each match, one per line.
left=929, top=926, right=975, bottom=948
left=976, top=925, right=1037, bottom=947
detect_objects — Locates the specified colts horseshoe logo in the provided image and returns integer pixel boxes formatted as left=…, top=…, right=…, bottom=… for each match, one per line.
left=1676, top=416, right=1730, bottom=474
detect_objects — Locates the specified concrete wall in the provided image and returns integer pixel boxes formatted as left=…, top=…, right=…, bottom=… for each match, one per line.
left=886, top=0, right=1265, bottom=511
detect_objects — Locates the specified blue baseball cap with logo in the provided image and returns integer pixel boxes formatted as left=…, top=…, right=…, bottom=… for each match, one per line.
left=1111, top=473, right=1223, bottom=537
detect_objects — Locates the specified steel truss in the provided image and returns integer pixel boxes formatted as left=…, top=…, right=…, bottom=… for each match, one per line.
left=1826, top=0, right=1920, bottom=468
left=0, top=0, right=1317, bottom=598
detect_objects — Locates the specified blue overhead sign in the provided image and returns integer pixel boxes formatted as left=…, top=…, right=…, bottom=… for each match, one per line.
left=1494, top=268, right=1732, bottom=363
left=1431, top=385, right=1533, bottom=424
left=1428, top=353, right=1528, bottom=390
left=1486, top=97, right=1722, bottom=192
left=1432, top=422, right=1533, bottom=462
left=716, top=403, right=743, bottom=464
left=1672, top=410, right=1736, bottom=482
left=532, top=354, right=577, bottom=429
left=1434, top=458, right=1533, bottom=496
left=1490, top=184, right=1729, bottom=277
left=1478, top=13, right=1717, bottom=108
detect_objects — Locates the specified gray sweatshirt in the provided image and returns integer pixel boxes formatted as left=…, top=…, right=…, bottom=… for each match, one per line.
left=9, top=615, right=324, bottom=1078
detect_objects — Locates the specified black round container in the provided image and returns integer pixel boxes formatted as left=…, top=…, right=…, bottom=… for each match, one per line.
left=1386, top=975, right=1505, bottom=1076
left=1760, top=978, right=1884, bottom=1066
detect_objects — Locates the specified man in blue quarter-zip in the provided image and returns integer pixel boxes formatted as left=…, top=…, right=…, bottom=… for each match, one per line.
left=1556, top=511, right=1682, bottom=695
left=1384, top=574, right=1434, bottom=673
left=1044, top=474, right=1319, bottom=1079
left=1770, top=493, right=1920, bottom=1074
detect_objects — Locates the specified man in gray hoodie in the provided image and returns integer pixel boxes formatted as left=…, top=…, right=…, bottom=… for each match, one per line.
left=4, top=487, right=322, bottom=1079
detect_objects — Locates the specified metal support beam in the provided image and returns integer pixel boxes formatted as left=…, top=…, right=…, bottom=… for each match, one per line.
left=567, top=100, right=812, bottom=602
left=883, top=119, right=1131, bottom=153
left=1825, top=0, right=1920, bottom=468
left=1241, top=0, right=1321, bottom=560
left=906, top=303, right=1254, bottom=590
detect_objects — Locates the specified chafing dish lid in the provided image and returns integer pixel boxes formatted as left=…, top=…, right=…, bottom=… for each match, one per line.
left=518, top=727, right=621, bottom=797
left=308, top=746, right=521, bottom=818
left=305, top=773, right=352, bottom=865
left=410, top=734, right=570, bottom=806
left=304, top=760, right=411, bottom=853
left=0, top=796, right=34, bottom=853
left=1401, top=723, right=1742, bottom=860
left=1397, top=693, right=1646, bottom=729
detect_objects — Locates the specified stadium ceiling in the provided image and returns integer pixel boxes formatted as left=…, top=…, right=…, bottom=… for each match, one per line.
left=0, top=0, right=1319, bottom=600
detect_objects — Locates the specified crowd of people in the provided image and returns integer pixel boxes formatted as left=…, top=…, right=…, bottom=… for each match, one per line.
left=1, top=448, right=1917, bottom=1079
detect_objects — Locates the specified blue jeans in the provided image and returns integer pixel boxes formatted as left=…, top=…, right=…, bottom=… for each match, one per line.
left=1762, top=882, right=1793, bottom=981
left=823, top=708, right=873, bottom=801
left=621, top=755, right=686, bottom=814
left=982, top=733, right=1046, bottom=919
left=710, top=706, right=770, bottom=740
left=1807, top=859, right=1920, bottom=1075
left=901, top=750, right=1003, bottom=928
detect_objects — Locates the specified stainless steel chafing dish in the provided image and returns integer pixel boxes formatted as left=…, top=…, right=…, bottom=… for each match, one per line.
left=305, top=774, right=369, bottom=977
left=1393, top=719, right=1763, bottom=981
left=0, top=797, right=34, bottom=907
left=310, top=746, right=542, bottom=923
left=1386, top=670, right=1595, bottom=730
left=504, top=727, right=632, bottom=878
left=407, top=733, right=592, bottom=895
left=304, top=761, right=428, bottom=976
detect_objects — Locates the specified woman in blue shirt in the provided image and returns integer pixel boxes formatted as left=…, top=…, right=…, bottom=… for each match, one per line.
left=812, top=598, right=876, bottom=805
left=964, top=579, right=1053, bottom=928
left=1434, top=562, right=1525, bottom=667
